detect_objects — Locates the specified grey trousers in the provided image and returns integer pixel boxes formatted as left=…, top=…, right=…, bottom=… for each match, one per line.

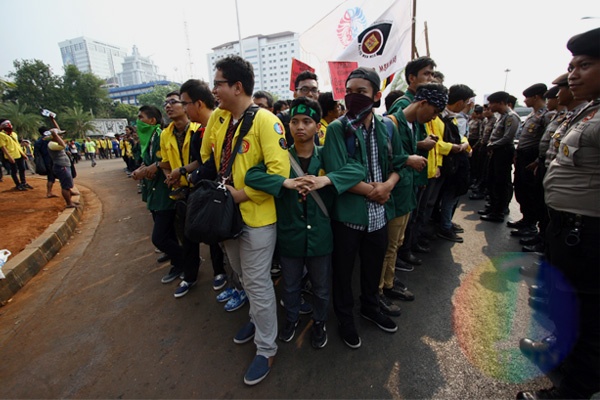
left=223, top=223, right=278, bottom=358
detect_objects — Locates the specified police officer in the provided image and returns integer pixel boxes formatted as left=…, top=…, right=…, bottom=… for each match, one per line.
left=479, top=91, right=520, bottom=222
left=509, top=83, right=552, bottom=237
left=517, top=27, right=600, bottom=400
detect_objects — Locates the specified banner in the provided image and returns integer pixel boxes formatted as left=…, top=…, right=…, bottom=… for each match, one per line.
left=289, top=58, right=315, bottom=91
left=328, top=61, right=358, bottom=100
left=299, top=0, right=412, bottom=88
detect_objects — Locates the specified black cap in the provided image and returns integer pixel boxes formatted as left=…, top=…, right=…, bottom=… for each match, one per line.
left=523, top=83, right=547, bottom=98
left=567, top=27, right=600, bottom=58
left=544, top=86, right=560, bottom=99
left=346, top=67, right=381, bottom=91
left=487, top=91, right=510, bottom=103
left=552, top=73, right=568, bottom=87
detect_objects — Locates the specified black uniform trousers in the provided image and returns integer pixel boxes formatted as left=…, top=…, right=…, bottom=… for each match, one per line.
left=331, top=221, right=387, bottom=327
left=487, top=144, right=514, bottom=214
left=513, top=147, right=539, bottom=224
left=546, top=208, right=600, bottom=398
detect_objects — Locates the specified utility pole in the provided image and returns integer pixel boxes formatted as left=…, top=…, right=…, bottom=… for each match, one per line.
left=184, top=21, right=194, bottom=78
left=235, top=0, right=244, bottom=56
left=504, top=68, right=511, bottom=91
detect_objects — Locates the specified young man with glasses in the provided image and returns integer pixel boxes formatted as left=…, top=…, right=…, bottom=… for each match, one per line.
left=151, top=91, right=202, bottom=297
left=277, top=70, right=320, bottom=146
left=201, top=55, right=290, bottom=386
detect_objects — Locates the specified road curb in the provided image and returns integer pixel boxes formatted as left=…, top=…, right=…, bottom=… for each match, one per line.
left=0, top=193, right=84, bottom=306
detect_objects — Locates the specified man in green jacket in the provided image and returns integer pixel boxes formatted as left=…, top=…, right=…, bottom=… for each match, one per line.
left=246, top=97, right=334, bottom=349
left=321, top=67, right=403, bottom=349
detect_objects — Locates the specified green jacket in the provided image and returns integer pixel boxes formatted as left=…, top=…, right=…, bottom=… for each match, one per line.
left=388, top=91, right=429, bottom=187
left=245, top=146, right=334, bottom=257
left=141, top=127, right=175, bottom=211
left=389, top=111, right=416, bottom=217
left=321, top=115, right=404, bottom=226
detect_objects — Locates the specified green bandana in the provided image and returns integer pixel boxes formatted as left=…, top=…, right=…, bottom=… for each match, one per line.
left=290, top=104, right=320, bottom=123
left=136, top=120, right=160, bottom=156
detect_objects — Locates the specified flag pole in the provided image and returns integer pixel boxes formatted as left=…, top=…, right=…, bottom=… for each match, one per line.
left=424, top=21, right=430, bottom=57
left=411, top=0, right=417, bottom=59
left=235, top=0, right=244, bottom=55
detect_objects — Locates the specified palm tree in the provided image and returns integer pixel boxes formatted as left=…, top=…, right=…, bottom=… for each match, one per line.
left=61, top=105, right=98, bottom=139
left=0, top=101, right=42, bottom=139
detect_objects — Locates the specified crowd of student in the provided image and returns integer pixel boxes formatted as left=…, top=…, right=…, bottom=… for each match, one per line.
left=4, top=26, right=597, bottom=398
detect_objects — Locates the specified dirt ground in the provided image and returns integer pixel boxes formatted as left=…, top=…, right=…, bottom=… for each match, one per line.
left=0, top=172, right=66, bottom=256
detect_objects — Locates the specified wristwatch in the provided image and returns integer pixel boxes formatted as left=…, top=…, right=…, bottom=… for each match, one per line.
left=179, top=167, right=187, bottom=176
left=155, top=161, right=160, bottom=169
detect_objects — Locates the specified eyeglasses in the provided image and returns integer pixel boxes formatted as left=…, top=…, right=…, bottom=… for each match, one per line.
left=163, top=99, right=183, bottom=107
left=213, top=79, right=230, bottom=87
left=180, top=100, right=194, bottom=107
left=296, top=86, right=319, bottom=95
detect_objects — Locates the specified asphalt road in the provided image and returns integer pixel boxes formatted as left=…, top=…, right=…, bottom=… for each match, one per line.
left=0, top=158, right=555, bottom=399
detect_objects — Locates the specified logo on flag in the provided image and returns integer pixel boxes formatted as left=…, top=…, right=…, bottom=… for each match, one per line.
left=357, top=22, right=392, bottom=58
left=336, top=7, right=367, bottom=47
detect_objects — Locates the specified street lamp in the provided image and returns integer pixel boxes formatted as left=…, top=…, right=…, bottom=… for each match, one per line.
left=504, top=68, right=511, bottom=91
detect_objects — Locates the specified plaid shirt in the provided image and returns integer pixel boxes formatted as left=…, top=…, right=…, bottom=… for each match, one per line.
left=345, top=116, right=387, bottom=232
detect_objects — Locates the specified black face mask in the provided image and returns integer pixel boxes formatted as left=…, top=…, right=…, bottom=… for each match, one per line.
left=344, top=93, right=374, bottom=121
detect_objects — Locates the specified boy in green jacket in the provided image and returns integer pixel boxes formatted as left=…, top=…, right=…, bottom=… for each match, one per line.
left=246, top=97, right=334, bottom=349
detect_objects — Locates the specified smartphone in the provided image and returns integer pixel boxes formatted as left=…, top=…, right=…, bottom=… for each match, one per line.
left=41, top=109, right=56, bottom=118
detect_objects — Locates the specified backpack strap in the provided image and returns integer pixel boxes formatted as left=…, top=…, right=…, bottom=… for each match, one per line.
left=222, top=104, right=260, bottom=180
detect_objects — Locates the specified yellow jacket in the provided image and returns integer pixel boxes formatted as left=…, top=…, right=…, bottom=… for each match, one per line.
left=0, top=131, right=26, bottom=159
left=425, top=117, right=453, bottom=179
left=318, top=118, right=328, bottom=146
left=202, top=107, right=290, bottom=228
left=160, top=121, right=201, bottom=187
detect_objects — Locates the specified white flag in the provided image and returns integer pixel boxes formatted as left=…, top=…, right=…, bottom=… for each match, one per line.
left=299, top=0, right=413, bottom=87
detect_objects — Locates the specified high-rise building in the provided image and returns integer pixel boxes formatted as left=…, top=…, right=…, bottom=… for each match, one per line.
left=58, top=37, right=128, bottom=80
left=117, top=45, right=166, bottom=87
left=207, top=31, right=300, bottom=100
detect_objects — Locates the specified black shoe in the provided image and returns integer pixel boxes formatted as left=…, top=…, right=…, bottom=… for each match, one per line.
left=157, top=253, right=171, bottom=263
left=469, top=191, right=485, bottom=200
left=519, top=335, right=557, bottom=357
left=511, top=226, right=538, bottom=237
left=507, top=218, right=528, bottom=229
left=437, top=229, right=464, bottom=243
left=339, top=323, right=361, bottom=349
left=451, top=223, right=464, bottom=233
left=16, top=184, right=27, bottom=191
left=520, top=235, right=542, bottom=245
left=516, top=386, right=566, bottom=399
left=395, top=258, right=414, bottom=272
left=383, top=283, right=415, bottom=302
left=278, top=319, right=299, bottom=342
left=23, top=183, right=33, bottom=189
left=360, top=310, right=398, bottom=333
left=480, top=213, right=504, bottom=222
left=528, top=296, right=549, bottom=313
left=528, top=284, right=549, bottom=298
left=519, top=264, right=539, bottom=278
left=412, top=243, right=431, bottom=254
left=477, top=208, right=492, bottom=215
left=311, top=321, right=327, bottom=349
left=398, top=252, right=421, bottom=266
left=270, top=262, right=282, bottom=277
left=523, top=243, right=544, bottom=253
left=378, top=294, right=401, bottom=317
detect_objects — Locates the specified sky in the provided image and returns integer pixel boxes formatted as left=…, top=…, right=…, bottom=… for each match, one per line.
left=1, top=0, right=598, bottom=105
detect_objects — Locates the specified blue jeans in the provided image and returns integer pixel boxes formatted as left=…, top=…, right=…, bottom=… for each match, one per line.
left=280, top=254, right=331, bottom=323
left=439, top=186, right=460, bottom=231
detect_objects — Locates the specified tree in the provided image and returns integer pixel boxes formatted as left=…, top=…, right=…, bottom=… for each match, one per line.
left=4, top=59, right=63, bottom=112
left=0, top=101, right=43, bottom=139
left=61, top=65, right=113, bottom=118
left=137, top=84, right=181, bottom=111
left=60, top=105, right=98, bottom=139
left=111, top=102, right=139, bottom=124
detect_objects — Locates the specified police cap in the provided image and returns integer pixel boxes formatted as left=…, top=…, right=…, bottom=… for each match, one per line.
left=567, top=27, right=600, bottom=58
left=551, top=73, right=569, bottom=87
left=544, top=86, right=560, bottom=99
left=487, top=91, right=510, bottom=103
left=522, top=83, right=547, bottom=98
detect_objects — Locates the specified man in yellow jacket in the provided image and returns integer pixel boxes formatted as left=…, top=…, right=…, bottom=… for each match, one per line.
left=201, top=55, right=290, bottom=386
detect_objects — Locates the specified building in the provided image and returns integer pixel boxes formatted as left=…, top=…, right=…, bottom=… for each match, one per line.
left=207, top=31, right=300, bottom=100
left=108, top=80, right=178, bottom=106
left=118, top=45, right=166, bottom=87
left=59, top=37, right=128, bottom=80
